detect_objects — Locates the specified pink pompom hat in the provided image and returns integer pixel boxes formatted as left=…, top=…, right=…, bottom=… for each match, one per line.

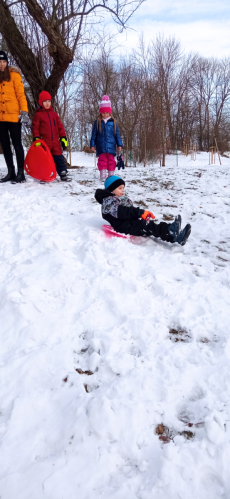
left=99, top=95, right=112, bottom=114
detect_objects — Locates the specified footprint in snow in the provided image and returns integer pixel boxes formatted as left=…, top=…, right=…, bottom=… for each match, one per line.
left=155, top=423, right=194, bottom=443
left=169, top=327, right=192, bottom=343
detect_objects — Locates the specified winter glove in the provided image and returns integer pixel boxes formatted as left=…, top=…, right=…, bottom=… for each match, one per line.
left=141, top=210, right=155, bottom=220
left=33, top=137, right=42, bottom=146
left=60, top=137, right=68, bottom=150
left=19, top=111, right=31, bottom=125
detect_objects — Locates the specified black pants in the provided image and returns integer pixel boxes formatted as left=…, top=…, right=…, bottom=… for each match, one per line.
left=124, top=219, right=174, bottom=242
left=0, top=121, right=24, bottom=171
left=117, top=164, right=125, bottom=170
left=53, top=155, right=67, bottom=176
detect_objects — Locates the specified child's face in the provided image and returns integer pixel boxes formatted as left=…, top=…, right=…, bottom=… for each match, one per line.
left=112, top=185, right=125, bottom=197
left=101, top=112, right=110, bottom=119
left=43, top=100, right=51, bottom=109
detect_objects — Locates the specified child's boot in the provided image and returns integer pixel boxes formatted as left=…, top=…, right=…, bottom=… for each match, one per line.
left=107, top=171, right=115, bottom=178
left=60, top=170, right=68, bottom=181
left=168, top=215, right=181, bottom=241
left=100, top=169, right=107, bottom=182
left=175, top=224, right=191, bottom=246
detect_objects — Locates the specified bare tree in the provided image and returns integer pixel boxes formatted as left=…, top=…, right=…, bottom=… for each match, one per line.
left=51, top=33, right=230, bottom=163
left=0, top=0, right=145, bottom=111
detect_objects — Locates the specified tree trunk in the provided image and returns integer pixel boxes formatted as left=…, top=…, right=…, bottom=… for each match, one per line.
left=0, top=0, right=73, bottom=111
left=0, top=0, right=45, bottom=108
left=198, top=103, right=203, bottom=151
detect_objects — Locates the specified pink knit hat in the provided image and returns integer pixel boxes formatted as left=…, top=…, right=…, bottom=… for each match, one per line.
left=99, top=95, right=112, bottom=114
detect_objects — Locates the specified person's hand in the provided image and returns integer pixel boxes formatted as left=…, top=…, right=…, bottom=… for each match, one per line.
left=20, top=111, right=30, bottom=125
left=117, top=147, right=121, bottom=152
left=60, top=137, right=68, bottom=150
left=91, top=147, right=95, bottom=152
left=33, top=137, right=42, bottom=146
left=141, top=210, right=155, bottom=220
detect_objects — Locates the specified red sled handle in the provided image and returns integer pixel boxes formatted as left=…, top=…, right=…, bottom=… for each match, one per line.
left=32, top=139, right=51, bottom=153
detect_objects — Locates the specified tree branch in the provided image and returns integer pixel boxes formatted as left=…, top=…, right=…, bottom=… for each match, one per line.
left=23, top=0, right=72, bottom=60
left=72, top=0, right=88, bottom=53
left=0, top=0, right=45, bottom=106
left=58, top=3, right=127, bottom=26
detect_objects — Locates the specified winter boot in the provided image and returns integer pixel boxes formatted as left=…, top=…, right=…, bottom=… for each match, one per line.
left=107, top=171, right=115, bottom=178
left=175, top=224, right=191, bottom=246
left=100, top=169, right=107, bottom=182
left=12, top=167, right=26, bottom=183
left=60, top=170, right=68, bottom=181
left=0, top=165, right=16, bottom=183
left=168, top=215, right=181, bottom=241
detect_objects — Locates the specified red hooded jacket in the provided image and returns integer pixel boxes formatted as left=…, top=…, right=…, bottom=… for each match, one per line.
left=32, top=106, right=66, bottom=155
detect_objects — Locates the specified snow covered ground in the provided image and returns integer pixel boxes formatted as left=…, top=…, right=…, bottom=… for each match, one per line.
left=0, top=151, right=230, bottom=499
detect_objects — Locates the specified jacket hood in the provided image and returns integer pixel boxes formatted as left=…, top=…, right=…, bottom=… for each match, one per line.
left=10, top=67, right=22, bottom=76
left=95, top=188, right=114, bottom=205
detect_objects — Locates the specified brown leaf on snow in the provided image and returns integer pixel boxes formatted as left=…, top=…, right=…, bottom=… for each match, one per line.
left=156, top=424, right=165, bottom=435
left=76, top=368, right=93, bottom=375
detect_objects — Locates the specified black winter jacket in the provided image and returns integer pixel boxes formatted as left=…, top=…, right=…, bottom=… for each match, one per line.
left=90, top=118, right=123, bottom=157
left=95, top=188, right=145, bottom=233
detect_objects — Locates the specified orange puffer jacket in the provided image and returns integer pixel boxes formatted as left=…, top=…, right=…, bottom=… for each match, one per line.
left=0, top=67, right=28, bottom=122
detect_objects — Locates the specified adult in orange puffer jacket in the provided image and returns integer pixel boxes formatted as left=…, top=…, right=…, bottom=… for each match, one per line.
left=0, top=51, right=29, bottom=183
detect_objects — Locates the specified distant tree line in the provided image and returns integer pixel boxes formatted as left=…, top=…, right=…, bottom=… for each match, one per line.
left=1, top=11, right=230, bottom=163
left=65, top=35, right=230, bottom=164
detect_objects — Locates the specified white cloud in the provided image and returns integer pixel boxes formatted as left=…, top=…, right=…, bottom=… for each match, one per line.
left=115, top=19, right=230, bottom=58
left=134, top=0, right=229, bottom=19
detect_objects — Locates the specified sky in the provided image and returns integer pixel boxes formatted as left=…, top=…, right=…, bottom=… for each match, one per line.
left=114, top=0, right=230, bottom=58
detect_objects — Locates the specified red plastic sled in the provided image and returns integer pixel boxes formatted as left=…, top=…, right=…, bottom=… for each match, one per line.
left=24, top=139, right=57, bottom=182
left=102, top=225, right=134, bottom=239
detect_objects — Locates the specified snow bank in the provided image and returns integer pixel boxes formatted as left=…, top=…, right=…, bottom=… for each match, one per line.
left=0, top=152, right=230, bottom=499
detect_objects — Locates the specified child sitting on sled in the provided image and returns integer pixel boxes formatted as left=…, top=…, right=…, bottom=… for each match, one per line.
left=90, top=95, right=123, bottom=182
left=32, top=91, right=68, bottom=181
left=95, top=176, right=191, bottom=245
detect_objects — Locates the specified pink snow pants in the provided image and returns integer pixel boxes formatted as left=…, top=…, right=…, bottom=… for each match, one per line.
left=98, top=153, right=116, bottom=172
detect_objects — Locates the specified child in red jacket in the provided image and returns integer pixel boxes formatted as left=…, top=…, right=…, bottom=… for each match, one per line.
left=32, top=91, right=68, bottom=181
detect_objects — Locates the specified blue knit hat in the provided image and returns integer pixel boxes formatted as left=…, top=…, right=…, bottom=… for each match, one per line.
left=104, top=175, right=125, bottom=192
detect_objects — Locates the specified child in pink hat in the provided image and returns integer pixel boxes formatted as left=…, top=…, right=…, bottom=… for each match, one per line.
left=90, top=95, right=123, bottom=181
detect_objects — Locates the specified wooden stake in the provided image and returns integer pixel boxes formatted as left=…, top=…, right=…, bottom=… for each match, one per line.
left=214, top=136, right=222, bottom=165
left=144, top=134, right=146, bottom=167
left=209, top=146, right=215, bottom=165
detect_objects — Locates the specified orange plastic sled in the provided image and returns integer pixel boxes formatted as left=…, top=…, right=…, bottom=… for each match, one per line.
left=24, top=139, right=57, bottom=182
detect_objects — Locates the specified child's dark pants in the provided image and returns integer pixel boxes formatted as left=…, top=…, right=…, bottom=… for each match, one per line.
left=53, top=155, right=67, bottom=176
left=123, top=219, right=174, bottom=242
